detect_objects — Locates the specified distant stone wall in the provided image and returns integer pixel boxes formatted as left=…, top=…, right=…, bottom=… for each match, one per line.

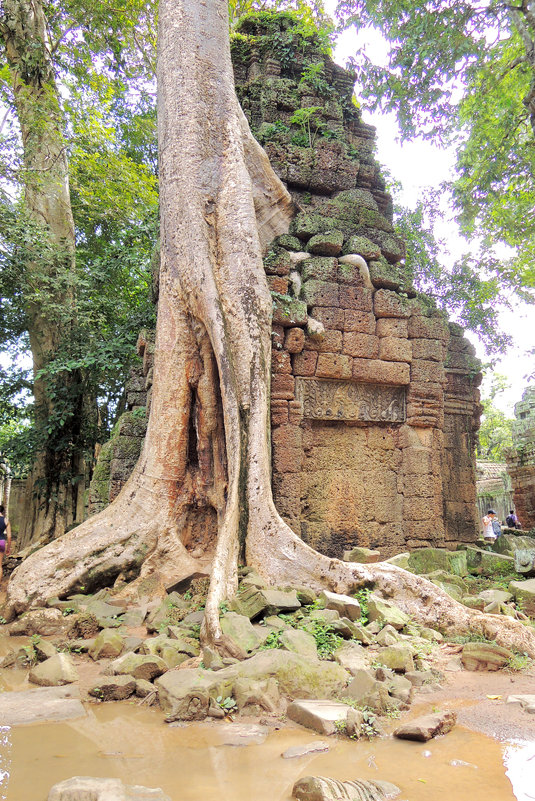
left=476, top=461, right=514, bottom=527
left=87, top=339, right=154, bottom=515
left=507, top=386, right=535, bottom=529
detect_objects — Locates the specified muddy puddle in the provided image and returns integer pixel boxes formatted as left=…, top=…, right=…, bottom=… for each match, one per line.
left=0, top=700, right=533, bottom=801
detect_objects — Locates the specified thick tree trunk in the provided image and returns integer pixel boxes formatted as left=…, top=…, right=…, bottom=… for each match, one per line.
left=1, top=0, right=90, bottom=544
left=6, top=0, right=535, bottom=659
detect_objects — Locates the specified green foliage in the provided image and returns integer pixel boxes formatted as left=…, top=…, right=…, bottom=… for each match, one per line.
left=290, top=106, right=324, bottom=146
left=339, top=0, right=535, bottom=310
left=477, top=376, right=514, bottom=460
left=259, top=630, right=283, bottom=649
left=353, top=588, right=371, bottom=624
left=504, top=652, right=533, bottom=672
left=215, top=695, right=238, bottom=713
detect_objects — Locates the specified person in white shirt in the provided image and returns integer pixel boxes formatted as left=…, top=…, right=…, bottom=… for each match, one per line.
left=482, top=509, right=497, bottom=542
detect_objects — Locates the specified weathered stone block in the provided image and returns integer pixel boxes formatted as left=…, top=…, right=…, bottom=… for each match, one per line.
left=343, top=310, right=376, bottom=334
left=378, top=337, right=412, bottom=363
left=267, top=275, right=289, bottom=294
left=302, top=257, right=338, bottom=282
left=271, top=373, right=295, bottom=399
left=411, top=359, right=445, bottom=384
left=411, top=338, right=445, bottom=361
left=264, top=247, right=292, bottom=275
left=408, top=315, right=449, bottom=340
left=342, top=333, right=379, bottom=358
left=302, top=280, right=339, bottom=307
left=272, top=349, right=292, bottom=373
left=316, top=353, right=352, bottom=379
left=338, top=286, right=374, bottom=311
left=312, top=306, right=345, bottom=330
left=307, top=231, right=344, bottom=256
left=285, top=327, right=306, bottom=353
left=374, top=289, right=412, bottom=318
left=352, top=359, right=410, bottom=385
left=272, top=295, right=308, bottom=327
left=342, top=235, right=381, bottom=259
left=293, top=350, right=318, bottom=376
left=304, top=330, right=343, bottom=352
left=376, top=318, right=408, bottom=337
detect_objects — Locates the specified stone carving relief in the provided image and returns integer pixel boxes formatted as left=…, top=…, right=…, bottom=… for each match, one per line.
left=295, top=378, right=406, bottom=422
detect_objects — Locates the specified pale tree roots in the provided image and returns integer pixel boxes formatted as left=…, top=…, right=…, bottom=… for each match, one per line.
left=7, top=0, right=535, bottom=661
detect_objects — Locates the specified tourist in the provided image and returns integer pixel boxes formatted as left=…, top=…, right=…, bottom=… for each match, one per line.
left=506, top=509, right=522, bottom=529
left=0, top=504, right=11, bottom=583
left=482, top=509, right=499, bottom=542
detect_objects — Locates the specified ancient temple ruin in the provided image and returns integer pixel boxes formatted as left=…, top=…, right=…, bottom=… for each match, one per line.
left=507, top=386, right=535, bottom=530
left=87, top=13, right=482, bottom=559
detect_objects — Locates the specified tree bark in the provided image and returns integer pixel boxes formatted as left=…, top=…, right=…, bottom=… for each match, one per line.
left=1, top=0, right=88, bottom=544
left=6, top=0, right=535, bottom=659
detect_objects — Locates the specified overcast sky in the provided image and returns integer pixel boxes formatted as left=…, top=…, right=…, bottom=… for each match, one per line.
left=332, top=25, right=534, bottom=415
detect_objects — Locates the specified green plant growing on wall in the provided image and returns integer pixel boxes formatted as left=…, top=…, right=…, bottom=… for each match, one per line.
left=290, top=106, right=323, bottom=147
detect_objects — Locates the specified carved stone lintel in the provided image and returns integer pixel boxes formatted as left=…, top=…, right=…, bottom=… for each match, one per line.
left=295, top=378, right=406, bottom=423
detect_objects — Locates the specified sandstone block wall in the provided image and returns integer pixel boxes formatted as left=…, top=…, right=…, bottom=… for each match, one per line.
left=233, top=13, right=481, bottom=557
left=507, top=386, right=535, bottom=530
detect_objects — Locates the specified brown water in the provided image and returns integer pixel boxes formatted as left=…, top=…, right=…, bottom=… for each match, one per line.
left=0, top=701, right=532, bottom=801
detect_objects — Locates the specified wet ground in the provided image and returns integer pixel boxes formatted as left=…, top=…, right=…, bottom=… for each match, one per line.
left=1, top=667, right=534, bottom=801
left=1, top=627, right=534, bottom=801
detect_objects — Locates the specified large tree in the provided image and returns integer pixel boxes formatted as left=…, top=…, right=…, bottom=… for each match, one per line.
left=0, top=0, right=157, bottom=543
left=6, top=0, right=535, bottom=658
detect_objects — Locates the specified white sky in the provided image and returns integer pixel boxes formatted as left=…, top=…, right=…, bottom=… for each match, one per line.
left=332, top=25, right=534, bottom=415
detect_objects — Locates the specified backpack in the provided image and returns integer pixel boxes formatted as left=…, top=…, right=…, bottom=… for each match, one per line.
left=492, top=519, right=502, bottom=537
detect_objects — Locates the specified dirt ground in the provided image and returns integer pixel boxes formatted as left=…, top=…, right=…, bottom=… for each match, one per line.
left=410, top=644, right=535, bottom=743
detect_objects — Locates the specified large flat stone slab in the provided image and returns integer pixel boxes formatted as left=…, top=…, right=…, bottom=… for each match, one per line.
left=0, top=685, right=85, bottom=726
left=287, top=699, right=352, bottom=735
left=506, top=694, right=535, bottom=713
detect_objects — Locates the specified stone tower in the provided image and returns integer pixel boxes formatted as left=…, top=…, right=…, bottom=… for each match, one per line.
left=87, top=12, right=483, bottom=559
left=507, top=386, right=535, bottom=530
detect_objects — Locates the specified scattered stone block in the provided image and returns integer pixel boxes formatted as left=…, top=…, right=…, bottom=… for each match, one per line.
left=377, top=644, right=414, bottom=673
left=408, top=548, right=468, bottom=577
left=292, top=776, right=400, bottom=801
left=0, top=685, right=85, bottom=726
left=334, top=642, right=368, bottom=675
left=135, top=679, right=155, bottom=698
left=506, top=694, right=535, bottom=713
left=88, top=675, right=137, bottom=701
left=34, top=639, right=57, bottom=662
left=10, top=608, right=69, bottom=637
left=29, top=653, right=79, bottom=687
left=318, top=590, right=362, bottom=622
left=366, top=595, right=410, bottom=630
left=385, top=553, right=410, bottom=569
left=220, top=612, right=265, bottom=653
left=280, top=628, right=318, bottom=660
left=394, top=710, right=456, bottom=741
left=47, top=776, right=171, bottom=801
left=230, top=586, right=301, bottom=620
left=108, top=652, right=168, bottom=681
left=344, top=669, right=391, bottom=712
left=461, top=642, right=513, bottom=671
left=89, top=628, right=125, bottom=660
left=343, top=547, right=381, bottom=563
left=282, top=742, right=330, bottom=759
left=287, top=699, right=352, bottom=735
left=509, top=578, right=535, bottom=616
left=374, top=625, right=399, bottom=647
